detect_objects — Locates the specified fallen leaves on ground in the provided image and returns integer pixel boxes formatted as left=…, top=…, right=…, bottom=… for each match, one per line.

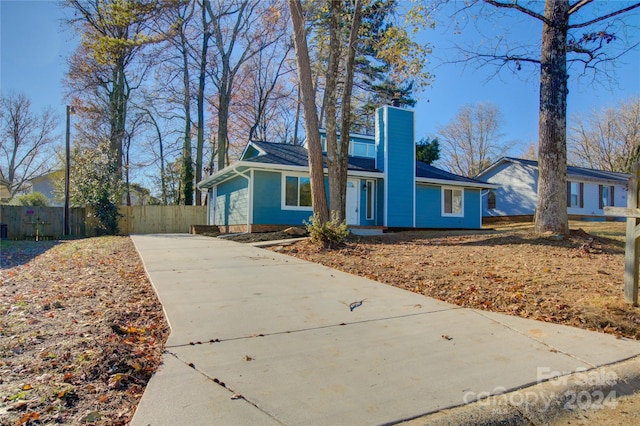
left=273, top=225, right=640, bottom=340
left=0, top=237, right=169, bottom=425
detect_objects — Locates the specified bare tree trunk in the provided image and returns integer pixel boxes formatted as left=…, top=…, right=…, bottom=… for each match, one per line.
left=217, top=88, right=230, bottom=171
left=110, top=63, right=127, bottom=179
left=534, top=0, right=569, bottom=234
left=288, top=0, right=329, bottom=223
left=338, top=0, right=363, bottom=222
left=195, top=0, right=210, bottom=205
left=156, top=122, right=167, bottom=205
left=324, top=0, right=341, bottom=219
left=293, top=82, right=301, bottom=145
left=180, top=29, right=194, bottom=205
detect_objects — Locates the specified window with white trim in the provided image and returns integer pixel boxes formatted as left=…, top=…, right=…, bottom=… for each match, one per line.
left=365, top=180, right=375, bottom=220
left=442, top=187, right=463, bottom=216
left=283, top=174, right=312, bottom=209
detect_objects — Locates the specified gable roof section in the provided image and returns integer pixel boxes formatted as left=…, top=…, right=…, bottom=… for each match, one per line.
left=198, top=141, right=494, bottom=189
left=244, top=141, right=377, bottom=172
left=416, top=161, right=489, bottom=187
left=476, top=157, right=630, bottom=184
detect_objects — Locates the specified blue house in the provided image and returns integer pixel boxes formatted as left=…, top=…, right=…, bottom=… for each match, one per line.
left=476, top=157, right=630, bottom=220
left=197, top=106, right=495, bottom=233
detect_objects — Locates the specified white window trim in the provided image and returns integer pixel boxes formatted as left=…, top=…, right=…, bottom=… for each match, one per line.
left=365, top=179, right=375, bottom=220
left=442, top=186, right=464, bottom=217
left=281, top=172, right=313, bottom=211
left=350, top=141, right=376, bottom=159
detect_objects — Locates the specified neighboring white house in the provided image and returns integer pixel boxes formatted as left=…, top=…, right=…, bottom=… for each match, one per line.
left=29, top=171, right=64, bottom=206
left=476, top=157, right=629, bottom=219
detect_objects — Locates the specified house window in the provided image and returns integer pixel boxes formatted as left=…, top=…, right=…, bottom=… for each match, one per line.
left=567, top=181, right=584, bottom=208
left=443, top=187, right=463, bottom=217
left=487, top=190, right=497, bottom=210
left=365, top=180, right=375, bottom=220
left=283, top=175, right=312, bottom=209
left=599, top=185, right=615, bottom=209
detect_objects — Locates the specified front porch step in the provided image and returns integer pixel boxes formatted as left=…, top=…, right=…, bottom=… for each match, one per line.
left=348, top=226, right=385, bottom=236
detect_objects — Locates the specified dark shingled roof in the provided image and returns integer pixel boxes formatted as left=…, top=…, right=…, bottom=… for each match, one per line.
left=504, top=157, right=630, bottom=183
left=415, top=161, right=487, bottom=184
left=243, top=141, right=488, bottom=185
left=245, top=141, right=378, bottom=172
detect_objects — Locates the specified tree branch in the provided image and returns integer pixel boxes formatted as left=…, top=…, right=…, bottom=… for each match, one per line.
left=568, top=0, right=593, bottom=16
left=481, top=0, right=549, bottom=24
left=569, top=2, right=640, bottom=28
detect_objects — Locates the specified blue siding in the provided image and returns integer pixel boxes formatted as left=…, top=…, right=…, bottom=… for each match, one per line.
left=252, top=170, right=314, bottom=225
left=415, top=185, right=481, bottom=229
left=215, top=176, right=248, bottom=225
left=382, top=107, right=414, bottom=227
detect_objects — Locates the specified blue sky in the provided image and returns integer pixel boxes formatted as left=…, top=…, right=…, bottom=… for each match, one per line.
left=1, top=0, right=639, bottom=158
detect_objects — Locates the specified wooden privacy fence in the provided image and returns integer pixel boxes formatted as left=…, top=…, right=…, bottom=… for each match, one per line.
left=117, top=205, right=207, bottom=234
left=0, top=205, right=85, bottom=240
left=0, top=205, right=208, bottom=239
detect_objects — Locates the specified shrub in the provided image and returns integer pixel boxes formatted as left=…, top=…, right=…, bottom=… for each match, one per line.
left=94, top=193, right=121, bottom=236
left=9, top=192, right=49, bottom=207
left=305, top=211, right=350, bottom=249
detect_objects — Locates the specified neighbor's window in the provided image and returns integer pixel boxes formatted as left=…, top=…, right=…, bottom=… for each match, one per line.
left=284, top=175, right=312, bottom=208
left=567, top=181, right=584, bottom=208
left=487, top=190, right=497, bottom=210
left=365, top=180, right=375, bottom=220
left=599, top=185, right=615, bottom=208
left=443, top=187, right=463, bottom=216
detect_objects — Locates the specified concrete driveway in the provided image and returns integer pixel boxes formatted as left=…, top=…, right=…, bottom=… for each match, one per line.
left=129, top=234, right=640, bottom=425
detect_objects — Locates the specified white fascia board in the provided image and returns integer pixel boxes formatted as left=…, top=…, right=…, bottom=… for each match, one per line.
left=240, top=141, right=267, bottom=159
left=197, top=162, right=242, bottom=189
left=240, top=162, right=383, bottom=178
left=416, top=177, right=499, bottom=189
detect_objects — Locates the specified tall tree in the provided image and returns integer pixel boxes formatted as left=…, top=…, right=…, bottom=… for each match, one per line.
left=66, top=0, right=166, bottom=180
left=569, top=96, right=640, bottom=172
left=336, top=0, right=364, bottom=222
left=288, top=0, right=329, bottom=223
left=195, top=0, right=212, bottom=205
left=0, top=93, right=59, bottom=197
left=449, top=0, right=640, bottom=233
left=307, top=0, right=431, bottom=222
left=438, top=102, right=511, bottom=177
left=176, top=1, right=195, bottom=205
left=205, top=0, right=283, bottom=172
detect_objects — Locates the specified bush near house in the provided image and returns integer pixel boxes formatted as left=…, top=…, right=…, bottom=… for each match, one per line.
left=8, top=192, right=49, bottom=207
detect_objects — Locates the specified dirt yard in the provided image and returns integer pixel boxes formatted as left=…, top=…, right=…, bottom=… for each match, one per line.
left=0, top=237, right=169, bottom=425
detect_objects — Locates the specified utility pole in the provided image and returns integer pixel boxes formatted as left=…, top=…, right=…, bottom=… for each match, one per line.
left=64, top=105, right=74, bottom=236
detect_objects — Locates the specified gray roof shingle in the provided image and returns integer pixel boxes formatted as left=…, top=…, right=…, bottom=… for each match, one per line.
left=245, top=141, right=487, bottom=185
left=504, top=157, right=630, bottom=184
